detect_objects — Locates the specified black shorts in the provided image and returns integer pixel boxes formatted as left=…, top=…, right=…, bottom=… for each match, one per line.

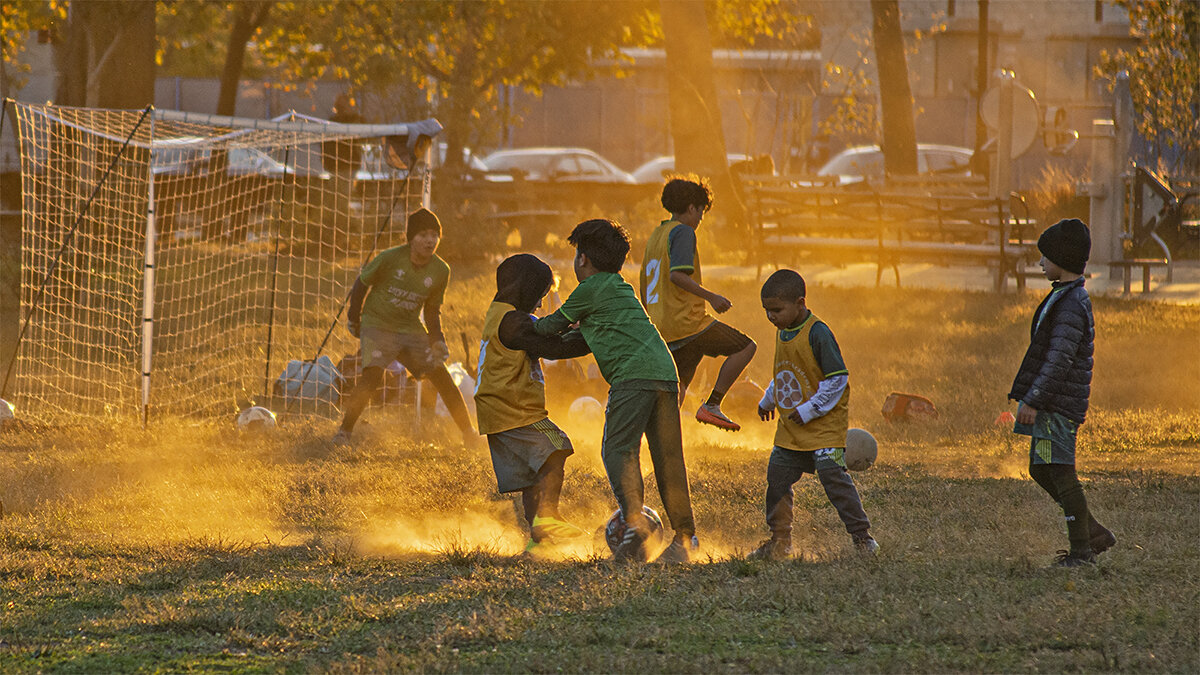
left=668, top=321, right=753, bottom=390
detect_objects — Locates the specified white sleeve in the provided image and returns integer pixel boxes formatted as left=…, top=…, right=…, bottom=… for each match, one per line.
left=795, top=374, right=848, bottom=424
left=758, top=379, right=776, bottom=410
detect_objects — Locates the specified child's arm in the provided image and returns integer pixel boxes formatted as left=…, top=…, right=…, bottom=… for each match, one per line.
left=670, top=271, right=732, bottom=313
left=422, top=273, right=451, bottom=361
left=787, top=374, right=848, bottom=425
left=345, top=278, right=368, bottom=337
left=667, top=226, right=731, bottom=312
left=758, top=380, right=776, bottom=421
left=534, top=283, right=590, bottom=336
left=499, top=312, right=591, bottom=360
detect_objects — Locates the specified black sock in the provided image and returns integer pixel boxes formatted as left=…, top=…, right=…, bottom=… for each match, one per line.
left=704, top=390, right=726, bottom=407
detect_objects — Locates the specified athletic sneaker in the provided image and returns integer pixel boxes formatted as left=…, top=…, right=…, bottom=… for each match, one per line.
left=853, top=534, right=880, bottom=556
left=331, top=429, right=352, bottom=446
left=613, top=526, right=650, bottom=564
left=696, top=404, right=740, bottom=431
left=654, top=535, right=700, bottom=564
left=531, top=516, right=588, bottom=542
left=1090, top=524, right=1117, bottom=555
left=522, top=538, right=557, bottom=560
left=1053, top=549, right=1097, bottom=568
left=748, top=537, right=792, bottom=561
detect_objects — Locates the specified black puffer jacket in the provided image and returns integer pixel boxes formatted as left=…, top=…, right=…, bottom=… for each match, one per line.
left=1008, top=278, right=1094, bottom=423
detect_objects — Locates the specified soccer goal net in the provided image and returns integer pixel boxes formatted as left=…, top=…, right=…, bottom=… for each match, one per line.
left=4, top=102, right=440, bottom=424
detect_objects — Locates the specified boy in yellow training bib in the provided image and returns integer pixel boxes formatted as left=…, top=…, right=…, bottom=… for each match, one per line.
left=750, top=269, right=877, bottom=560
left=475, top=255, right=593, bottom=557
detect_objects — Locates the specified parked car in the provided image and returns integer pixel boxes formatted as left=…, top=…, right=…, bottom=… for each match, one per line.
left=630, top=153, right=758, bottom=184
left=482, top=147, right=636, bottom=184
left=817, top=143, right=973, bottom=185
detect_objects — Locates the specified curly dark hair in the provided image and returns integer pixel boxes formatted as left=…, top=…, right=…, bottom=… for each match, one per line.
left=567, top=219, right=631, bottom=273
left=660, top=177, right=713, bottom=215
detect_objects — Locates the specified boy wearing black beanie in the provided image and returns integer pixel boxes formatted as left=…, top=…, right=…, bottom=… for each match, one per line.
left=1009, top=218, right=1115, bottom=567
left=334, top=208, right=478, bottom=447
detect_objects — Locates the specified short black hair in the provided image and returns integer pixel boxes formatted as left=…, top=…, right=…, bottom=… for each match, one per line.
left=406, top=207, right=441, bottom=240
left=568, top=219, right=630, bottom=273
left=761, top=269, right=806, bottom=301
left=661, top=177, right=713, bottom=215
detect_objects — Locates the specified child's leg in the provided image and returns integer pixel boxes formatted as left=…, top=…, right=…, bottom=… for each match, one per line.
left=339, top=366, right=383, bottom=432
left=1029, top=462, right=1093, bottom=554
left=815, top=466, right=872, bottom=538
left=527, top=450, right=569, bottom=523
left=643, top=388, right=696, bottom=539
left=426, top=364, right=476, bottom=439
left=706, top=340, right=756, bottom=406
left=764, top=447, right=811, bottom=541
left=600, top=388, right=653, bottom=530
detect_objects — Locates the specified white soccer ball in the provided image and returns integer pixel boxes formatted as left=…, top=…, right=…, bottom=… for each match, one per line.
left=845, top=427, right=878, bottom=471
left=236, top=405, right=277, bottom=432
left=0, top=399, right=14, bottom=426
left=568, top=396, right=605, bottom=427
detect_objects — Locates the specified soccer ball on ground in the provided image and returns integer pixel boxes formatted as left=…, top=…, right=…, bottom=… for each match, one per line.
left=603, top=505, right=666, bottom=554
left=0, top=399, right=14, bottom=428
left=844, top=427, right=878, bottom=471
left=236, top=406, right=277, bottom=432
left=568, top=396, right=605, bottom=427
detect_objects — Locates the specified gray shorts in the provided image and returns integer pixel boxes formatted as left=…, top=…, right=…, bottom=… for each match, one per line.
left=487, top=418, right=574, bottom=493
left=360, top=326, right=439, bottom=376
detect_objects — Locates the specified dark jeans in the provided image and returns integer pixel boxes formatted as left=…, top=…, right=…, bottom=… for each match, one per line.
left=765, top=446, right=870, bottom=539
left=601, top=383, right=695, bottom=537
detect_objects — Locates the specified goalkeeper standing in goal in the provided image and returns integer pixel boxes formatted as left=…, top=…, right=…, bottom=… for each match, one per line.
left=332, top=208, right=478, bottom=446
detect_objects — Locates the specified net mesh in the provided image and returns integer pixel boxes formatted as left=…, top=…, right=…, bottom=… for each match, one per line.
left=9, top=103, right=435, bottom=423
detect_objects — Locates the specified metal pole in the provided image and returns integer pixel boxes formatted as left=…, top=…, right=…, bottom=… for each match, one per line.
left=141, top=114, right=158, bottom=427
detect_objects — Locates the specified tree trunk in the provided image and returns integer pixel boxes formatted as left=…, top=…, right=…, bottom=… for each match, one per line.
left=217, top=2, right=273, bottom=117
left=870, top=0, right=917, bottom=176
left=659, top=0, right=745, bottom=231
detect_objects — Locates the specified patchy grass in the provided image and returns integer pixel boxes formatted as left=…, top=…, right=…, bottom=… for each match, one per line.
left=1, top=275, right=1197, bottom=672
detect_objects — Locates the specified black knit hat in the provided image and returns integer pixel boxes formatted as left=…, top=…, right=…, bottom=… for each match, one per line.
left=1038, top=218, right=1091, bottom=274
left=406, top=208, right=441, bottom=240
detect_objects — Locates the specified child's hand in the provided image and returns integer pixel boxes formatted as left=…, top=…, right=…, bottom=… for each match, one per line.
left=708, top=294, right=732, bottom=313
left=787, top=409, right=804, bottom=425
left=429, top=340, right=450, bottom=363
left=758, top=405, right=774, bottom=421
left=1016, top=402, right=1037, bottom=424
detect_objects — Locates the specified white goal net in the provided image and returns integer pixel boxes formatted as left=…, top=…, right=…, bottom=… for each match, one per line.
left=5, top=102, right=439, bottom=424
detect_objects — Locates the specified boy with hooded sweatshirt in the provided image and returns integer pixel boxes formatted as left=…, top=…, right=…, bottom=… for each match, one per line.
left=1009, top=218, right=1116, bottom=567
left=475, top=254, right=593, bottom=556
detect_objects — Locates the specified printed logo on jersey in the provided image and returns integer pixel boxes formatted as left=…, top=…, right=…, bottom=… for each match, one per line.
left=773, top=359, right=816, bottom=410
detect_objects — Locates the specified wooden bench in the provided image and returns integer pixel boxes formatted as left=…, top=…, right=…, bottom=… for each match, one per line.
left=743, top=175, right=1037, bottom=291
left=1107, top=258, right=1171, bottom=294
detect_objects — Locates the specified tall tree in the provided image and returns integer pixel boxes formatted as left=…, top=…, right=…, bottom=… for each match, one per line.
left=256, top=1, right=659, bottom=167
left=216, top=1, right=274, bottom=117
left=1097, top=0, right=1200, bottom=173
left=869, top=0, right=917, bottom=176
left=659, top=0, right=747, bottom=229
left=55, top=0, right=155, bottom=108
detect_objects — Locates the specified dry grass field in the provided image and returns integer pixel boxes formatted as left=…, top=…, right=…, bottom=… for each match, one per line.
left=2, top=262, right=1198, bottom=673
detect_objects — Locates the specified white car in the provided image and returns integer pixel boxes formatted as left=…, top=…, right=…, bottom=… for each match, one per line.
left=483, top=147, right=635, bottom=184
left=817, top=143, right=973, bottom=185
left=631, top=153, right=757, bottom=184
